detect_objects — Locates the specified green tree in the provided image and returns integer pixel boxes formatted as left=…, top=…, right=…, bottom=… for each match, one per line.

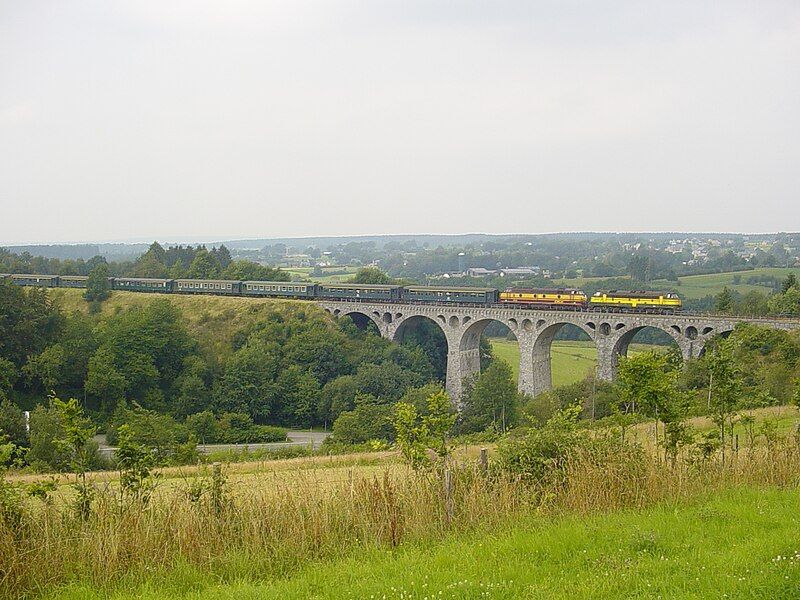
left=0, top=284, right=63, bottom=368
left=214, top=341, right=281, bottom=422
left=185, top=410, right=218, bottom=444
left=110, top=406, right=188, bottom=464
left=393, top=389, right=456, bottom=470
left=186, top=248, right=220, bottom=279
left=317, top=375, right=359, bottom=426
left=212, top=245, right=232, bottom=270
left=616, top=351, right=677, bottom=425
left=0, top=398, right=28, bottom=448
left=23, top=344, right=66, bottom=392
left=627, top=255, right=650, bottom=282
left=459, top=359, right=520, bottom=434
left=28, top=404, right=70, bottom=471
left=707, top=339, right=743, bottom=464
left=84, top=347, right=128, bottom=411
left=0, top=358, right=18, bottom=396
left=52, top=397, right=97, bottom=518
left=768, top=286, right=800, bottom=316
left=331, top=397, right=394, bottom=445
left=781, top=273, right=797, bottom=294
left=86, top=299, right=196, bottom=410
left=349, top=267, right=393, bottom=284
left=421, top=389, right=456, bottom=459
left=715, top=286, right=734, bottom=313
left=392, top=402, right=429, bottom=470
left=84, top=262, right=111, bottom=302
left=222, top=261, right=289, bottom=281
left=353, top=362, right=425, bottom=402
left=130, top=242, right=168, bottom=278
left=274, top=365, right=319, bottom=427
left=115, top=424, right=157, bottom=505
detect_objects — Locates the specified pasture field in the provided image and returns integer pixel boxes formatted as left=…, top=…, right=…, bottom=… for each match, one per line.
left=652, top=267, right=800, bottom=300
left=285, top=266, right=359, bottom=283
left=489, top=339, right=595, bottom=387
left=551, top=267, right=798, bottom=300
left=50, top=487, right=800, bottom=600
left=488, top=339, right=661, bottom=387
left=6, top=406, right=800, bottom=600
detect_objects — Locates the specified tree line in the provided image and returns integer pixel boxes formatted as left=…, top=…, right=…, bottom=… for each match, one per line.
left=0, top=241, right=289, bottom=282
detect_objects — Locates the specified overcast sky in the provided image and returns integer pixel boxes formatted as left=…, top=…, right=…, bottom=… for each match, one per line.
left=1, top=1, right=798, bottom=245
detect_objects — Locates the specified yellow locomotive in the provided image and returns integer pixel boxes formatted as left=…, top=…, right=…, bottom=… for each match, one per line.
left=499, top=288, right=588, bottom=308
left=589, top=290, right=682, bottom=313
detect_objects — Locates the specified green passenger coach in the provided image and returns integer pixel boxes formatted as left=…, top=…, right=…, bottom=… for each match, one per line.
left=317, top=283, right=403, bottom=301
left=10, top=274, right=60, bottom=287
left=59, top=275, right=89, bottom=288
left=402, top=286, right=499, bottom=304
left=113, top=278, right=173, bottom=293
left=175, top=279, right=241, bottom=295
left=241, top=281, right=318, bottom=298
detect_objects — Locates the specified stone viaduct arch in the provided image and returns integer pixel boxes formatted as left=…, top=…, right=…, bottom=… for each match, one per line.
left=320, top=301, right=799, bottom=404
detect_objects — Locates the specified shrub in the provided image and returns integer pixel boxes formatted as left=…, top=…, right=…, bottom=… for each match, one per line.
left=332, top=401, right=394, bottom=445
left=497, top=405, right=584, bottom=482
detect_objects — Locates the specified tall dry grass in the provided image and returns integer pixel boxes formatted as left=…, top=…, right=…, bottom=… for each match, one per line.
left=1, top=442, right=799, bottom=599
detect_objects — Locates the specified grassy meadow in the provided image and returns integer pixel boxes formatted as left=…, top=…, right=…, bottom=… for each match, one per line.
left=652, top=267, right=800, bottom=300
left=50, top=487, right=800, bottom=600
left=488, top=338, right=661, bottom=388
left=284, top=266, right=360, bottom=283
left=4, top=406, right=800, bottom=599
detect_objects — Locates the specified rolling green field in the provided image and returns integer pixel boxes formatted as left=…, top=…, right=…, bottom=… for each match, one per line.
left=490, top=339, right=596, bottom=387
left=49, top=486, right=800, bottom=599
left=489, top=339, right=665, bottom=388
left=285, top=266, right=360, bottom=283
left=551, top=267, right=799, bottom=300
left=652, top=267, right=799, bottom=299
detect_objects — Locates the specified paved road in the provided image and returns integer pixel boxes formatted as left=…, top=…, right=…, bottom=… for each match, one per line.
left=96, top=430, right=332, bottom=458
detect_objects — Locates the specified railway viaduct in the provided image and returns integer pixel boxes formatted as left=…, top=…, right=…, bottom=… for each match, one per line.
left=317, top=301, right=800, bottom=402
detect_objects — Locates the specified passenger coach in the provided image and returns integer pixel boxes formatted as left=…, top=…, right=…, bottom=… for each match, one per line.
left=113, top=278, right=173, bottom=293
left=403, top=286, right=499, bottom=304
left=59, top=275, right=89, bottom=288
left=10, top=274, right=59, bottom=287
left=241, top=281, right=318, bottom=298
left=317, top=283, right=403, bottom=301
left=175, top=279, right=241, bottom=295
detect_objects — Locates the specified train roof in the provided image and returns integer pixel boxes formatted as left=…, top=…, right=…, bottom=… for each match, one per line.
left=404, top=285, right=498, bottom=293
left=59, top=275, right=88, bottom=280
left=115, top=277, right=172, bottom=283
left=175, top=279, right=240, bottom=284
left=243, top=280, right=315, bottom=285
left=319, top=283, right=402, bottom=289
left=11, top=273, right=58, bottom=278
left=503, top=287, right=585, bottom=294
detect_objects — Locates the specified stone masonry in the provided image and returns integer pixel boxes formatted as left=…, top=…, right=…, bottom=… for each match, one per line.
left=317, top=301, right=800, bottom=402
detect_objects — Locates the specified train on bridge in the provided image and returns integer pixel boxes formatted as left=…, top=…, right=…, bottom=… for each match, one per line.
left=1, top=273, right=683, bottom=314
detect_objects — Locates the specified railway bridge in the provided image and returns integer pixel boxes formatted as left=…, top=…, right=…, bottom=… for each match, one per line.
left=317, top=301, right=800, bottom=402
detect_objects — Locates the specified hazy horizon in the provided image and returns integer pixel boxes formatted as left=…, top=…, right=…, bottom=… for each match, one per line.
left=2, top=1, right=799, bottom=244
left=5, top=229, right=800, bottom=250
